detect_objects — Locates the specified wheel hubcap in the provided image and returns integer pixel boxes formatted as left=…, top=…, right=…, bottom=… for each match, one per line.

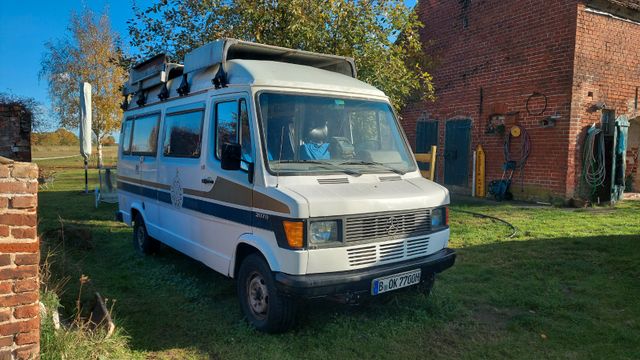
left=247, top=272, right=269, bottom=320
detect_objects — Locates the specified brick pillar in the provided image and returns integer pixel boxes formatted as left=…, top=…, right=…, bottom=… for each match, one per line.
left=0, top=157, right=39, bottom=360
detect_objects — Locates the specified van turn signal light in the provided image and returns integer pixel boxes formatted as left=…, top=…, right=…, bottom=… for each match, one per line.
left=282, top=221, right=304, bottom=249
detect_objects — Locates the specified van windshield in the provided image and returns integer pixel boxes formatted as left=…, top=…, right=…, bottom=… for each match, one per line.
left=258, top=92, right=416, bottom=175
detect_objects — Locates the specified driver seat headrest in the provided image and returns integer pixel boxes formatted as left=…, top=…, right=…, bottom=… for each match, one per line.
left=307, top=124, right=328, bottom=144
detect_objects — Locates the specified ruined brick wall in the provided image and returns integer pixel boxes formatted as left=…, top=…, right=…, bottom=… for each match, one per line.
left=402, top=0, right=579, bottom=201
left=0, top=105, right=32, bottom=163
left=0, top=158, right=39, bottom=359
left=568, top=4, right=640, bottom=197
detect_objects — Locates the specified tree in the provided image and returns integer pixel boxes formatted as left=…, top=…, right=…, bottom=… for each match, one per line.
left=40, top=8, right=127, bottom=167
left=32, top=128, right=80, bottom=146
left=102, top=135, right=117, bottom=146
left=128, top=0, right=433, bottom=110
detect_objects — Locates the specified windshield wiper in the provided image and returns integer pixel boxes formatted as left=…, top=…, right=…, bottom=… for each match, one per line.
left=339, top=160, right=406, bottom=175
left=273, top=160, right=362, bottom=176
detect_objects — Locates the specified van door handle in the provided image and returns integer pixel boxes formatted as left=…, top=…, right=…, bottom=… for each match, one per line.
left=201, top=177, right=215, bottom=184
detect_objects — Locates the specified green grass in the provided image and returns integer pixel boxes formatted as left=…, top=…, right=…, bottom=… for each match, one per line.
left=33, top=145, right=118, bottom=169
left=35, top=154, right=640, bottom=359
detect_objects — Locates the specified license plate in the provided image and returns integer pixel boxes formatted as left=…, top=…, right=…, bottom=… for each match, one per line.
left=371, top=269, right=422, bottom=295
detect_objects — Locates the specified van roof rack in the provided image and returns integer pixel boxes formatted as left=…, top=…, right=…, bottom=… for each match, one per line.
left=183, top=38, right=357, bottom=78
left=123, top=54, right=183, bottom=96
left=122, top=39, right=358, bottom=107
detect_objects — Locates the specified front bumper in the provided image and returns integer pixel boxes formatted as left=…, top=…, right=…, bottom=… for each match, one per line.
left=274, top=248, right=456, bottom=299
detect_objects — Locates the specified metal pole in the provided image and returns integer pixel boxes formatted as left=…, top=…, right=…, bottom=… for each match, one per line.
left=84, top=159, right=89, bottom=194
left=472, top=151, right=477, bottom=197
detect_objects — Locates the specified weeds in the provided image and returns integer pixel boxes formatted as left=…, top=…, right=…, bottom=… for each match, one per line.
left=39, top=220, right=139, bottom=360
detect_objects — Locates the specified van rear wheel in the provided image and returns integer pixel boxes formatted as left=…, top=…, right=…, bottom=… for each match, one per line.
left=133, top=214, right=159, bottom=255
left=237, top=254, right=297, bottom=333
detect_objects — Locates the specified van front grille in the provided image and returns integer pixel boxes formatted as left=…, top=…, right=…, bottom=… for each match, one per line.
left=344, top=209, right=432, bottom=243
left=346, top=237, right=430, bottom=267
left=346, top=245, right=377, bottom=266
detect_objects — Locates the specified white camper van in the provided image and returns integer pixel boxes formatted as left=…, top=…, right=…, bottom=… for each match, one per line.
left=116, top=39, right=455, bottom=332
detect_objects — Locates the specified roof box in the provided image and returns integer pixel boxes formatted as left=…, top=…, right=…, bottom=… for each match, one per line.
left=184, top=38, right=357, bottom=78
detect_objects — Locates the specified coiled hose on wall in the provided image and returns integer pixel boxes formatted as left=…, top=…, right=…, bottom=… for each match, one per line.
left=582, top=126, right=606, bottom=195
left=503, top=125, right=531, bottom=191
left=504, top=126, right=531, bottom=171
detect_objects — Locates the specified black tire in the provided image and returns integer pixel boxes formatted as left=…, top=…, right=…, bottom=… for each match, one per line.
left=133, top=214, right=159, bottom=255
left=237, top=253, right=297, bottom=333
left=416, top=273, right=435, bottom=296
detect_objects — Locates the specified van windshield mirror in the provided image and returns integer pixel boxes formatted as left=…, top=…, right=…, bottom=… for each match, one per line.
left=258, top=93, right=416, bottom=175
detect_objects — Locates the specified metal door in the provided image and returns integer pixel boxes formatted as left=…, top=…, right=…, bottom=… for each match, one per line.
left=444, top=119, right=472, bottom=186
left=416, top=120, right=438, bottom=153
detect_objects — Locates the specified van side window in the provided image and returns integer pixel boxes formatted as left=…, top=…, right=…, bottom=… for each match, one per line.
left=131, top=114, right=160, bottom=155
left=120, top=119, right=133, bottom=154
left=163, top=110, right=204, bottom=158
left=215, top=101, right=239, bottom=159
left=239, top=99, right=252, bottom=168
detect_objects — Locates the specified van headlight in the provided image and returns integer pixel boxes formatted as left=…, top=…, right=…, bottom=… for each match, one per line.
left=309, top=220, right=340, bottom=244
left=431, top=207, right=449, bottom=228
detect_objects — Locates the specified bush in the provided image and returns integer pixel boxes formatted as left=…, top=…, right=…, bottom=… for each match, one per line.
left=32, top=129, right=79, bottom=146
left=102, top=136, right=116, bottom=146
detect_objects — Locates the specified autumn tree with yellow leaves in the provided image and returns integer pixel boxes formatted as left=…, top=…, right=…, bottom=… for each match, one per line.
left=40, top=8, right=127, bottom=167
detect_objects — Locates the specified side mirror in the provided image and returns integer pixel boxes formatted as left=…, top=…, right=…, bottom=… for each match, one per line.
left=221, top=142, right=242, bottom=170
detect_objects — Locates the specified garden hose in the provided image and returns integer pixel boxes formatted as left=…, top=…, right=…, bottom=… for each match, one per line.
left=451, top=208, right=517, bottom=238
left=504, top=125, right=531, bottom=191
left=582, top=126, right=606, bottom=195
left=504, top=125, right=531, bottom=171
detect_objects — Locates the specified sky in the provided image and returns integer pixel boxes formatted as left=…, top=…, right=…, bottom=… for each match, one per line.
left=0, top=0, right=416, bottom=131
left=0, top=0, right=151, bottom=130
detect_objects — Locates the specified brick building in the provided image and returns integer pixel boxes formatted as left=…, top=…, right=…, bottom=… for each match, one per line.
left=402, top=0, right=640, bottom=203
left=0, top=104, right=32, bottom=163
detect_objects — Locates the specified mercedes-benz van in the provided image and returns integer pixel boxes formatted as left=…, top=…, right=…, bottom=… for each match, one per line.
left=116, top=39, right=455, bottom=332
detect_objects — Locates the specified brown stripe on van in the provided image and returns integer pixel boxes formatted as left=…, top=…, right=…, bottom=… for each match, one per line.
left=117, top=175, right=170, bottom=190
left=184, top=177, right=290, bottom=214
left=253, top=191, right=290, bottom=214
left=184, top=177, right=252, bottom=207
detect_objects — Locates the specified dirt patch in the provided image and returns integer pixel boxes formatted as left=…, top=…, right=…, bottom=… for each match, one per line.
left=471, top=305, right=522, bottom=331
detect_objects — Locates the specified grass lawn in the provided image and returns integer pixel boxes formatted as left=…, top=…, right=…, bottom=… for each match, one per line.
left=35, top=157, right=640, bottom=359
left=33, top=145, right=118, bottom=169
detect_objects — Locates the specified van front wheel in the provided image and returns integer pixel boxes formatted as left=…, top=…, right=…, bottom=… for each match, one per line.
left=133, top=214, right=159, bottom=255
left=237, top=254, right=297, bottom=333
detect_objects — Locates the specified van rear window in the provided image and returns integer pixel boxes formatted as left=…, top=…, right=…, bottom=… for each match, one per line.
left=131, top=114, right=160, bottom=155
left=163, top=110, right=204, bottom=158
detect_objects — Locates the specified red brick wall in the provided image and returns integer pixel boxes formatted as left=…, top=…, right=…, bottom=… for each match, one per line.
left=403, top=0, right=579, bottom=201
left=0, top=158, right=39, bottom=359
left=568, top=4, right=640, bottom=198
left=0, top=105, right=32, bottom=163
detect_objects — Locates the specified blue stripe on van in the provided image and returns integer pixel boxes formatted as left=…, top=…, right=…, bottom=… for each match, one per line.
left=157, top=191, right=172, bottom=204
left=118, top=181, right=273, bottom=231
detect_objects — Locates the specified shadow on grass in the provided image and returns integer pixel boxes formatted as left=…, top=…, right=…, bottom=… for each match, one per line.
left=38, top=190, right=640, bottom=359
